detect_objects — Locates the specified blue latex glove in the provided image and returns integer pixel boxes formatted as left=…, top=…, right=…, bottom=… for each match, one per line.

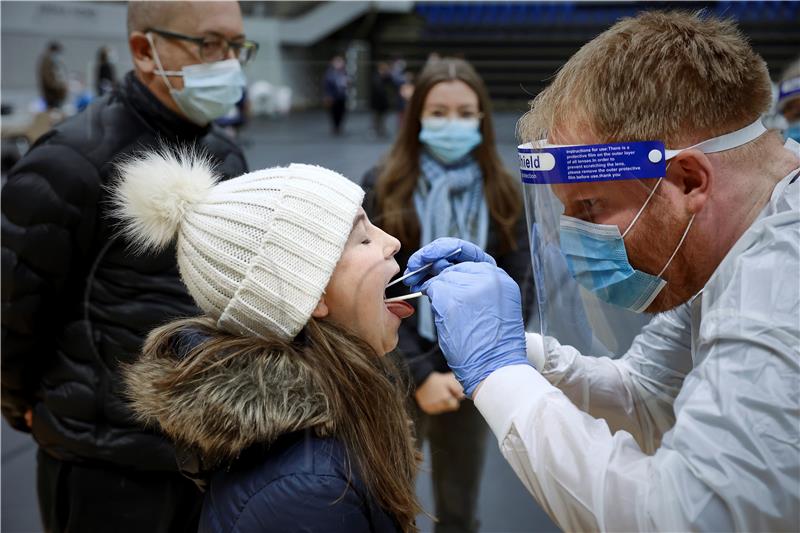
left=420, top=261, right=528, bottom=397
left=403, top=238, right=496, bottom=292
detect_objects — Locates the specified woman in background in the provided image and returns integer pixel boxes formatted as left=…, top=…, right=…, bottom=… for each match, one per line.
left=362, top=58, right=532, bottom=533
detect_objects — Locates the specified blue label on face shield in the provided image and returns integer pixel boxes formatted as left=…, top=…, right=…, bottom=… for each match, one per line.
left=518, top=141, right=666, bottom=184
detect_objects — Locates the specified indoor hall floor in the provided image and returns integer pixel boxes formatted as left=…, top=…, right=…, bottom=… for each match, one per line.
left=2, top=109, right=558, bottom=533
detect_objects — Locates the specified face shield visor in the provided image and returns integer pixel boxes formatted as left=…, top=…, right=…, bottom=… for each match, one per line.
left=519, top=119, right=766, bottom=356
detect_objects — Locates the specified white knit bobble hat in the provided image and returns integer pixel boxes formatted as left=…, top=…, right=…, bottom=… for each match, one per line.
left=112, top=150, right=364, bottom=339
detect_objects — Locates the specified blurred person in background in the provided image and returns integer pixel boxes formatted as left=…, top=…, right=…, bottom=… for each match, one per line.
left=391, top=57, right=407, bottom=87
left=362, top=58, right=533, bottom=533
left=37, top=41, right=68, bottom=110
left=425, top=52, right=442, bottom=66
left=95, top=46, right=117, bottom=96
left=215, top=86, right=250, bottom=140
left=324, top=54, right=349, bottom=135
left=1, top=1, right=253, bottom=531
left=778, top=57, right=800, bottom=142
left=398, top=70, right=415, bottom=126
left=370, top=61, right=396, bottom=138
left=70, top=74, right=94, bottom=113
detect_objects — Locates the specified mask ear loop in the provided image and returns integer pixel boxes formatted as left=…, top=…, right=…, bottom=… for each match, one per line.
left=146, top=33, right=182, bottom=93
left=621, top=160, right=673, bottom=239
left=619, top=157, right=695, bottom=277
left=657, top=213, right=695, bottom=277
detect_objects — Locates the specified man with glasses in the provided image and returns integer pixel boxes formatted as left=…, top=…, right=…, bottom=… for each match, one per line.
left=2, top=2, right=254, bottom=532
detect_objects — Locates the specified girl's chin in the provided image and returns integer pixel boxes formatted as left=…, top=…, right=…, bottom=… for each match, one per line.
left=380, top=332, right=400, bottom=356
left=372, top=321, right=401, bottom=356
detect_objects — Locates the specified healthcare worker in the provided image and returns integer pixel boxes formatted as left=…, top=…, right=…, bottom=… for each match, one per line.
left=402, top=11, right=800, bottom=532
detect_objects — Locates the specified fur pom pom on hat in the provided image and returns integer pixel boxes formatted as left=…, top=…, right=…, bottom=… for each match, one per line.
left=111, top=149, right=217, bottom=252
left=112, top=150, right=365, bottom=340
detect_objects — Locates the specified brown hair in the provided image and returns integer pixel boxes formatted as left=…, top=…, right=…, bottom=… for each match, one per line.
left=142, top=316, right=421, bottom=532
left=518, top=11, right=773, bottom=148
left=375, top=57, right=522, bottom=253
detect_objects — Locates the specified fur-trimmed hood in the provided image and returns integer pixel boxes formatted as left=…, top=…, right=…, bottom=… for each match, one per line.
left=125, top=326, right=334, bottom=466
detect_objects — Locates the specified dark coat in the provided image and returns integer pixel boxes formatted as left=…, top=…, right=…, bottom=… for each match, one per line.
left=201, top=432, right=401, bottom=533
left=362, top=166, right=535, bottom=387
left=124, top=327, right=403, bottom=533
left=370, top=72, right=396, bottom=113
left=1, top=71, right=247, bottom=471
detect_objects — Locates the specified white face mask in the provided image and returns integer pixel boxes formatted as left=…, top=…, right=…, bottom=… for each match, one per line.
left=147, top=33, right=246, bottom=126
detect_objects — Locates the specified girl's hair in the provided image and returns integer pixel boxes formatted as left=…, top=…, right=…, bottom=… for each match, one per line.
left=374, top=57, right=522, bottom=253
left=144, top=316, right=421, bottom=533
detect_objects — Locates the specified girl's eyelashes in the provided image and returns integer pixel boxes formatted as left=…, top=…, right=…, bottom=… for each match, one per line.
left=361, top=238, right=372, bottom=245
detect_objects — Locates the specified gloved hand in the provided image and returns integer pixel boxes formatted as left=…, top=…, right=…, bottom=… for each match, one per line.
left=403, top=238, right=496, bottom=292
left=420, top=261, right=528, bottom=397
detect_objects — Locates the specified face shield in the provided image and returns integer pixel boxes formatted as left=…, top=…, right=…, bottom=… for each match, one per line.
left=519, top=119, right=767, bottom=356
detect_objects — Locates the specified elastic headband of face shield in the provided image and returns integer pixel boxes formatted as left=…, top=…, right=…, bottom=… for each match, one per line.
left=526, top=118, right=766, bottom=159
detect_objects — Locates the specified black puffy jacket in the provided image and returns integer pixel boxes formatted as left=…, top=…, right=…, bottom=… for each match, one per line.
left=1, top=71, right=247, bottom=471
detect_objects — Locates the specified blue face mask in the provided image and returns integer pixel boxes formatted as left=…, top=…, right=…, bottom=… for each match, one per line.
left=559, top=178, right=695, bottom=313
left=148, top=34, right=246, bottom=126
left=785, top=122, right=800, bottom=143
left=419, top=117, right=482, bottom=164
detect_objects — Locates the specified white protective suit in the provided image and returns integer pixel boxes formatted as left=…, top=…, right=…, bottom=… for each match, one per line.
left=474, top=141, right=800, bottom=532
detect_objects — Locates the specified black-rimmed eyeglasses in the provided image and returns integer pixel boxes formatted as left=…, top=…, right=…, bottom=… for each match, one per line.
left=146, top=28, right=259, bottom=66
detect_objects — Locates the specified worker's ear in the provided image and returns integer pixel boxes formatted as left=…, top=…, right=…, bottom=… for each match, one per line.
left=129, top=32, right=156, bottom=75
left=666, top=148, right=713, bottom=215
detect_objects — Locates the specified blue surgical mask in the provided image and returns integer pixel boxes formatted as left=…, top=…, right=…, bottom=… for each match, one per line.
left=148, top=34, right=246, bottom=125
left=559, top=177, right=695, bottom=313
left=785, top=121, right=800, bottom=143
left=419, top=117, right=482, bottom=164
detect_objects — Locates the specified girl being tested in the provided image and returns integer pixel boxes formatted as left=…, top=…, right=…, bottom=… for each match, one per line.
left=362, top=57, right=532, bottom=533
left=113, top=152, right=421, bottom=532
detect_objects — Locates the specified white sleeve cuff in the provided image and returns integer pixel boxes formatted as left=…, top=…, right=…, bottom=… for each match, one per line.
left=474, top=364, right=557, bottom=441
left=525, top=332, right=546, bottom=371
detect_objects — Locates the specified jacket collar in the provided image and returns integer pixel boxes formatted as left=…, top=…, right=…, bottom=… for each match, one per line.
left=124, top=326, right=334, bottom=466
left=119, top=70, right=210, bottom=141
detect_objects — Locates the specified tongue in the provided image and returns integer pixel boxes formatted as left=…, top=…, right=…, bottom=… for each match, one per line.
left=385, top=300, right=415, bottom=319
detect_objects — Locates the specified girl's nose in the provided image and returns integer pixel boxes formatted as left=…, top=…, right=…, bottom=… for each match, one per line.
left=385, top=231, right=401, bottom=258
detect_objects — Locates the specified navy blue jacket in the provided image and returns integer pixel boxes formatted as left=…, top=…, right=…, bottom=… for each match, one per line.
left=124, top=327, right=405, bottom=533
left=200, top=431, right=402, bottom=533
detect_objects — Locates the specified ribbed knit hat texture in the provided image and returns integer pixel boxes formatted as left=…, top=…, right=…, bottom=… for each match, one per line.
left=112, top=150, right=364, bottom=339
